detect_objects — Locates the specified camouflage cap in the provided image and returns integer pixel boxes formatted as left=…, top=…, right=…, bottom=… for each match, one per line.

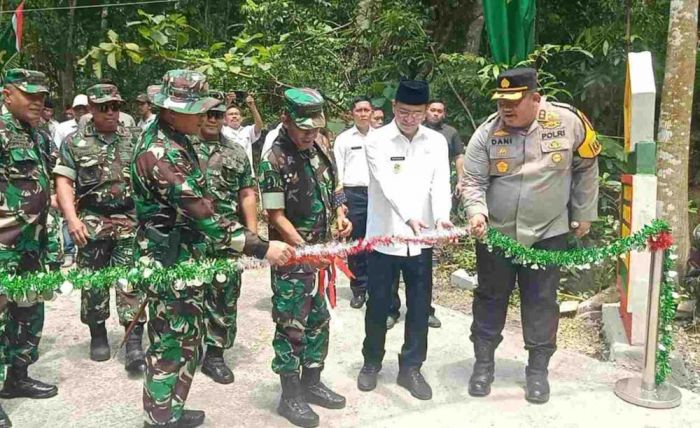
left=86, top=83, right=124, bottom=104
left=3, top=68, right=49, bottom=94
left=208, top=90, right=227, bottom=112
left=152, top=69, right=220, bottom=115
left=284, top=88, right=326, bottom=129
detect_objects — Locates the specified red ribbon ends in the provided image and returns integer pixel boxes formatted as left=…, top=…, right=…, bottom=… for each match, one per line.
left=648, top=231, right=674, bottom=251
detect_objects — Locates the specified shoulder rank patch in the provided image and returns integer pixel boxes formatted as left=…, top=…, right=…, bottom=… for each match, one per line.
left=575, top=109, right=601, bottom=158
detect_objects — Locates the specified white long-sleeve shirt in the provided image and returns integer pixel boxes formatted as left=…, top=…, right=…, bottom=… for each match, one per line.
left=333, top=125, right=373, bottom=187
left=365, top=120, right=451, bottom=257
left=261, top=123, right=283, bottom=158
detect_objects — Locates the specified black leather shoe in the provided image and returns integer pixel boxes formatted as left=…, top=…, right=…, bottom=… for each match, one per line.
left=386, top=316, right=397, bottom=330
left=201, top=347, right=234, bottom=384
left=349, top=294, right=365, bottom=309
left=89, top=322, right=110, bottom=362
left=301, top=367, right=345, bottom=409
left=278, top=373, right=319, bottom=428
left=397, top=367, right=432, bottom=400
left=0, top=403, right=12, bottom=428
left=525, top=369, right=550, bottom=404
left=125, top=324, right=146, bottom=374
left=177, top=409, right=205, bottom=427
left=0, top=366, right=58, bottom=399
left=428, top=315, right=442, bottom=328
left=357, top=363, right=381, bottom=391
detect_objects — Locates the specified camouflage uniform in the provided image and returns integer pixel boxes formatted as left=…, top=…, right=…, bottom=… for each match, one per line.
left=194, top=135, right=254, bottom=350
left=259, top=90, right=345, bottom=375
left=132, top=71, right=269, bottom=426
left=53, top=85, right=143, bottom=327
left=36, top=127, right=64, bottom=271
left=0, top=70, right=52, bottom=385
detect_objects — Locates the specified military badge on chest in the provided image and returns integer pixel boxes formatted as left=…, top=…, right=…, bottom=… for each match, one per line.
left=496, top=160, right=509, bottom=173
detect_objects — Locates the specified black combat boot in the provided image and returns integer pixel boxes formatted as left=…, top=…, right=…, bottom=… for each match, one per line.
left=89, top=321, right=110, bottom=362
left=525, top=352, right=551, bottom=404
left=201, top=346, right=234, bottom=384
left=0, top=366, right=58, bottom=399
left=0, top=402, right=12, bottom=427
left=468, top=341, right=495, bottom=397
left=125, top=324, right=146, bottom=374
left=301, top=367, right=346, bottom=409
left=143, top=409, right=205, bottom=428
left=277, top=373, right=319, bottom=428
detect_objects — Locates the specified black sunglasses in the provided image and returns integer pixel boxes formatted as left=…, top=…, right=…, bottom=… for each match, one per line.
left=207, top=110, right=224, bottom=119
left=97, top=103, right=121, bottom=113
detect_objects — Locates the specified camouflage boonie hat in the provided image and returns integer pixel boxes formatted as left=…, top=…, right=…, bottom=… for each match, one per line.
left=152, top=69, right=220, bottom=115
left=3, top=68, right=49, bottom=94
left=208, top=90, right=227, bottom=113
left=146, top=85, right=161, bottom=103
left=86, top=83, right=124, bottom=104
left=284, top=88, right=326, bottom=130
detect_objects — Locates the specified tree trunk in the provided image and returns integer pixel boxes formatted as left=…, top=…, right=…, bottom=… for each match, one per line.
left=656, top=0, right=698, bottom=274
left=464, top=0, right=484, bottom=54
left=355, top=0, right=375, bottom=31
left=61, top=0, right=77, bottom=111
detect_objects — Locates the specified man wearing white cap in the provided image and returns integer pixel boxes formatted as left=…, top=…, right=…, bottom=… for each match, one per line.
left=52, top=93, right=88, bottom=148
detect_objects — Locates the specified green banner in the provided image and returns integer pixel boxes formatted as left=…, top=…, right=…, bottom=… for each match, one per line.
left=483, top=0, right=536, bottom=64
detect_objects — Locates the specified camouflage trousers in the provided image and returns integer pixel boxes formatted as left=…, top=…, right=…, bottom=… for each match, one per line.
left=78, top=237, right=144, bottom=326
left=45, top=211, right=64, bottom=271
left=203, top=270, right=241, bottom=349
left=143, top=284, right=205, bottom=425
left=271, top=264, right=330, bottom=374
left=0, top=254, right=46, bottom=377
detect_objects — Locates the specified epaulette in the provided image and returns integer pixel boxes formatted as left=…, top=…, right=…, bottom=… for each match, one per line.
left=551, top=102, right=601, bottom=158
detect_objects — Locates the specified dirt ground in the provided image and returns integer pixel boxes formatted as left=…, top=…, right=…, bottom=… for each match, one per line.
left=432, top=258, right=700, bottom=393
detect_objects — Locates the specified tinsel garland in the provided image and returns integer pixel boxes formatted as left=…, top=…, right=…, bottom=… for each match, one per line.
left=656, top=249, right=678, bottom=385
left=0, top=220, right=678, bottom=384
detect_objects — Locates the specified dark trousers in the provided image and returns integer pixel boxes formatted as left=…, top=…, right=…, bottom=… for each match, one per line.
left=363, top=249, right=432, bottom=369
left=470, top=234, right=568, bottom=356
left=390, top=272, right=436, bottom=319
left=345, top=187, right=368, bottom=297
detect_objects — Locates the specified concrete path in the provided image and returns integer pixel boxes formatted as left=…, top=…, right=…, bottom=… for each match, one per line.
left=4, top=268, right=700, bottom=427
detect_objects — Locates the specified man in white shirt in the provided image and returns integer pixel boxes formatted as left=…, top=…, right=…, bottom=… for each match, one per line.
left=371, top=106, right=385, bottom=129
left=221, top=94, right=264, bottom=173
left=357, top=79, right=452, bottom=401
left=261, top=120, right=284, bottom=157
left=53, top=93, right=88, bottom=148
left=135, top=93, right=156, bottom=130
left=333, top=96, right=374, bottom=309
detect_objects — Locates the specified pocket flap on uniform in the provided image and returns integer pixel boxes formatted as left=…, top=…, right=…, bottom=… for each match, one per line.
left=9, top=147, right=39, bottom=163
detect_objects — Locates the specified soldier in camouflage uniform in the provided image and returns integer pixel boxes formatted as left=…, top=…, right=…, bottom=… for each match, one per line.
left=259, top=88, right=352, bottom=428
left=131, top=70, right=294, bottom=428
left=0, top=69, right=60, bottom=428
left=53, top=83, right=146, bottom=374
left=194, top=91, right=258, bottom=385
